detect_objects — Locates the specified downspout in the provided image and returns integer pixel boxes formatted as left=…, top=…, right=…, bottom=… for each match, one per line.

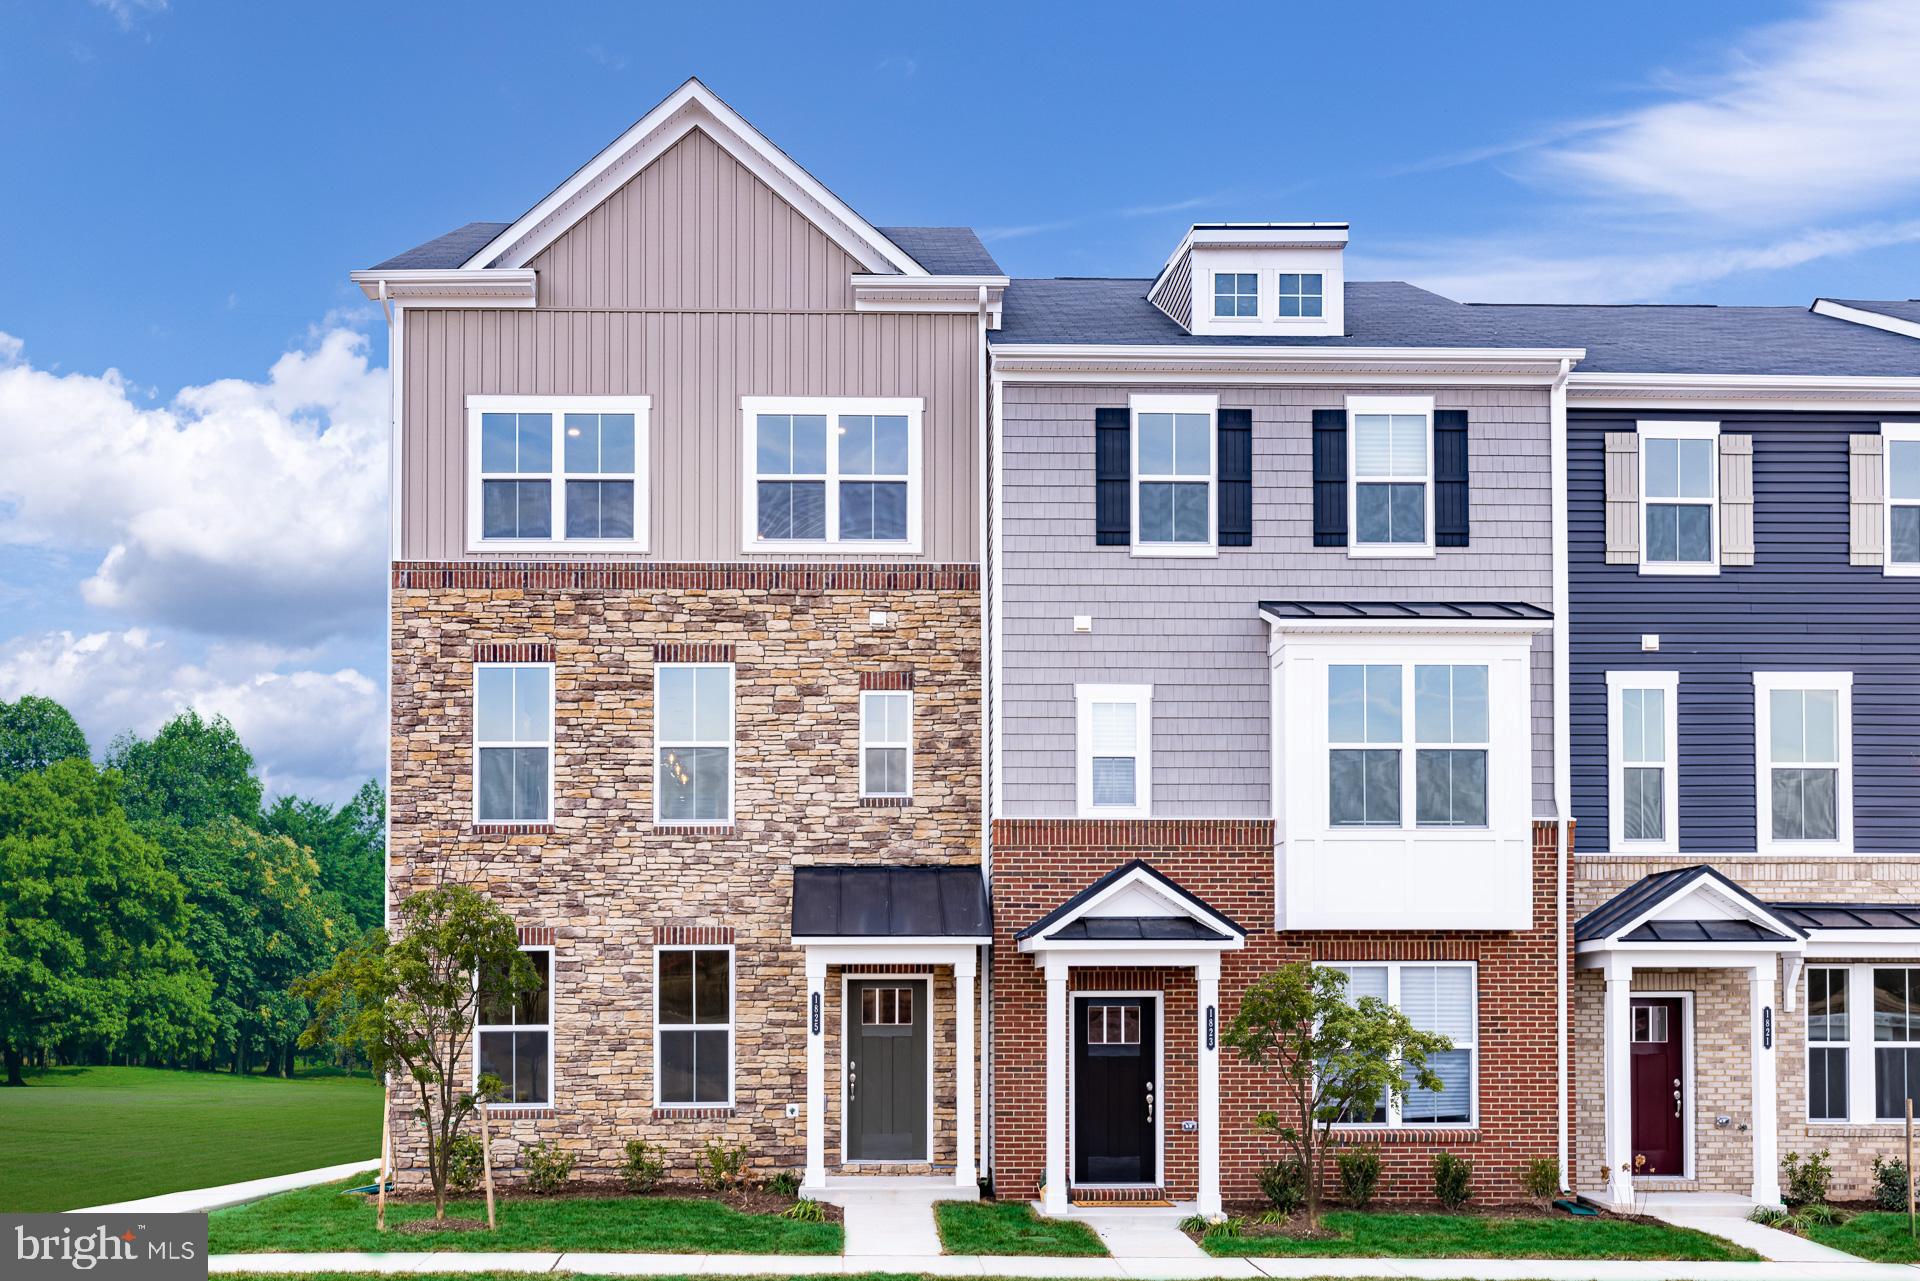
left=976, top=283, right=994, bottom=1185
left=1551, top=356, right=1572, bottom=1192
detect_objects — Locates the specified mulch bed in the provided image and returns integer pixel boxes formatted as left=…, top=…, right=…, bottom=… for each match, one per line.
left=382, top=1179, right=843, bottom=1222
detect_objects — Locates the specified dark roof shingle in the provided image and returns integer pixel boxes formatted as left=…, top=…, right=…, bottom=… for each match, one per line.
left=877, top=226, right=1002, bottom=276
left=370, top=221, right=512, bottom=271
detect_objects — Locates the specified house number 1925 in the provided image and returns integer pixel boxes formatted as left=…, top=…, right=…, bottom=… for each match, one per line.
left=811, top=992, right=821, bottom=1035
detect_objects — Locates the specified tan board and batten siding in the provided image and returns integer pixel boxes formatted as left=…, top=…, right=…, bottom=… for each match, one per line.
left=398, top=127, right=981, bottom=563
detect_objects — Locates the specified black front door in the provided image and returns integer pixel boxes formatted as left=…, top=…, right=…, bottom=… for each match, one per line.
left=1630, top=997, right=1685, bottom=1178
left=847, top=979, right=928, bottom=1161
left=1073, top=995, right=1157, bottom=1185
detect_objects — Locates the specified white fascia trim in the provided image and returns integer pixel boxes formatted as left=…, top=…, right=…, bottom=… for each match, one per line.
left=990, top=345, right=1587, bottom=386
left=1569, top=370, right=1920, bottom=411
left=463, top=79, right=923, bottom=276
left=1803, top=938, right=1920, bottom=959
left=1023, top=863, right=1247, bottom=947
left=1259, top=613, right=1551, bottom=637
left=1147, top=224, right=1351, bottom=296
left=1812, top=299, right=1920, bottom=341
left=1588, top=868, right=1807, bottom=949
left=350, top=269, right=537, bottom=307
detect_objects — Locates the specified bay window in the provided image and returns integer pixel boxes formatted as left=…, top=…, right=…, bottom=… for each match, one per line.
left=1329, top=662, right=1488, bottom=830
left=1804, top=965, right=1920, bottom=1124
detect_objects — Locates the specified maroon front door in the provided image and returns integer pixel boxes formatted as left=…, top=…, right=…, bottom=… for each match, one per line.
left=1629, top=997, right=1685, bottom=1178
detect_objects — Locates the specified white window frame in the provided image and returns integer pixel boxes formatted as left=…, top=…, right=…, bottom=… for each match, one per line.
left=1326, top=660, right=1494, bottom=832
left=653, top=662, right=736, bottom=827
left=1753, top=671, right=1852, bottom=855
left=1075, top=683, right=1152, bottom=818
left=651, top=943, right=735, bottom=1109
left=473, top=943, right=554, bottom=1108
left=1320, top=961, right=1478, bottom=1128
left=1801, top=965, right=1920, bottom=1125
left=859, top=689, right=913, bottom=799
left=1346, top=394, right=1436, bottom=559
left=472, top=661, right=555, bottom=825
left=738, top=396, right=924, bottom=554
left=466, top=395, right=651, bottom=553
left=1637, top=420, right=1720, bottom=577
left=1274, top=270, right=1325, bottom=321
left=1882, top=422, right=1920, bottom=577
left=1211, top=271, right=1259, bottom=321
left=1606, top=671, right=1680, bottom=854
left=1128, top=393, right=1218, bottom=558
left=1805, top=964, right=1852, bottom=1124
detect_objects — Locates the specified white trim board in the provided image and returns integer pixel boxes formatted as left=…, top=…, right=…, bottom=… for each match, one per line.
left=464, top=79, right=924, bottom=277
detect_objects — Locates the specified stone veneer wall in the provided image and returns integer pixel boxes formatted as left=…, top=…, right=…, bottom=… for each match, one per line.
left=1573, top=854, right=1920, bottom=1200
left=989, top=819, right=1567, bottom=1204
left=385, top=561, right=981, bottom=1187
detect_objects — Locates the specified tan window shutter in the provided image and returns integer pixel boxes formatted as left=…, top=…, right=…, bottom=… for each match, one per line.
left=1719, top=434, right=1754, bottom=566
left=1851, top=433, right=1885, bottom=566
left=1604, top=432, right=1641, bottom=564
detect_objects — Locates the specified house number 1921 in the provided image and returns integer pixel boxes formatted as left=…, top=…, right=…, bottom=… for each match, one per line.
left=1762, top=1007, right=1772, bottom=1049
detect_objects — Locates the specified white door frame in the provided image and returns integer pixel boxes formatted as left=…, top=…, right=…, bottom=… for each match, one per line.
left=1068, top=989, right=1165, bottom=1189
left=1629, top=989, right=1696, bottom=1183
left=840, top=972, right=935, bottom=1166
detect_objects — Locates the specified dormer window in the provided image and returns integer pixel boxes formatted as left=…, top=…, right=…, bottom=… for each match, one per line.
left=1213, top=272, right=1258, bottom=318
left=1278, top=273, right=1323, bottom=318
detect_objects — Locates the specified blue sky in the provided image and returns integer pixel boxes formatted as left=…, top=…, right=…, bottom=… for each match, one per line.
left=1, top=0, right=1916, bottom=799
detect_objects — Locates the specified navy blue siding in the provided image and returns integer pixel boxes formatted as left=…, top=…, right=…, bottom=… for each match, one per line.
left=1569, top=411, right=1920, bottom=853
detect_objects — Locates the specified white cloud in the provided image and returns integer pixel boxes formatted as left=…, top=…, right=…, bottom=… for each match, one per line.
left=91, top=0, right=167, bottom=32
left=1536, top=0, right=1920, bottom=226
left=0, top=629, right=382, bottom=803
left=0, top=328, right=388, bottom=644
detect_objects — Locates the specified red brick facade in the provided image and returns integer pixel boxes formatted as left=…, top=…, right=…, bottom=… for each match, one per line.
left=989, top=817, right=1568, bottom=1204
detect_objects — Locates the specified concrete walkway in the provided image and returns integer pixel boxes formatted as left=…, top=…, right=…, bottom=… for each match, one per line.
left=70, top=1158, right=378, bottom=1215
left=1641, top=1191, right=1862, bottom=1265
left=208, top=1252, right=1920, bottom=1278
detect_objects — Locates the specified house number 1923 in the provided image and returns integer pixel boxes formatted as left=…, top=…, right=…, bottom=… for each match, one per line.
left=1205, top=1006, right=1216, bottom=1051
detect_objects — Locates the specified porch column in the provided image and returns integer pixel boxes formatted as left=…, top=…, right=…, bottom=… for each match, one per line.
left=804, top=956, right=827, bottom=1190
left=1750, top=962, right=1782, bottom=1206
left=1043, top=957, right=1069, bottom=1214
left=1602, top=961, right=1634, bottom=1208
left=1197, top=956, right=1223, bottom=1216
left=955, top=951, right=978, bottom=1189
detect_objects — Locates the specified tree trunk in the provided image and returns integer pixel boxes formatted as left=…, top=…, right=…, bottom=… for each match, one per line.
left=3, top=1044, right=25, bottom=1087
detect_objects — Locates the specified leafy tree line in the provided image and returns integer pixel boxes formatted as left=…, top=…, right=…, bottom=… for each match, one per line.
left=0, top=695, right=384, bottom=1086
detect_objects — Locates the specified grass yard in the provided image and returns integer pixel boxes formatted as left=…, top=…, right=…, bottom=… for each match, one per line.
left=1196, top=1210, right=1760, bottom=1261
left=208, top=1174, right=843, bottom=1255
left=1802, top=1211, right=1920, bottom=1262
left=933, top=1200, right=1107, bottom=1256
left=0, top=1065, right=380, bottom=1213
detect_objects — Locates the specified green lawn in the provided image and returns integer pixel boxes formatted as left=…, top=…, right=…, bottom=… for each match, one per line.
left=1803, top=1211, right=1920, bottom=1262
left=0, top=1065, right=381, bottom=1213
left=209, top=1174, right=843, bottom=1255
left=933, top=1200, right=1107, bottom=1256
left=1197, top=1210, right=1759, bottom=1261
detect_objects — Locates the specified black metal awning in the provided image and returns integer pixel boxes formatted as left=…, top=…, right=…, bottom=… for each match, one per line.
left=792, top=865, right=991, bottom=939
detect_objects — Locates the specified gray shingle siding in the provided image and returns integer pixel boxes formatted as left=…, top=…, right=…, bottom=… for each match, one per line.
left=998, top=382, right=1556, bottom=818
left=1568, top=410, right=1920, bottom=853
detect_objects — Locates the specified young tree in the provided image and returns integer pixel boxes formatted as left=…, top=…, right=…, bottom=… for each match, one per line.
left=0, top=695, right=89, bottom=783
left=0, top=759, right=208, bottom=1084
left=298, top=883, right=536, bottom=1220
left=1221, top=962, right=1453, bottom=1230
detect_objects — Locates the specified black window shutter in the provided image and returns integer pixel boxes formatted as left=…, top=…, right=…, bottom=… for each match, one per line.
left=1095, top=407, right=1131, bottom=546
left=1434, top=409, right=1470, bottom=547
left=1311, top=409, right=1347, bottom=546
left=1217, top=408, right=1253, bottom=547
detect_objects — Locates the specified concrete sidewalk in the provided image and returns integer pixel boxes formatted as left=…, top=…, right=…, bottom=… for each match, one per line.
left=71, top=1159, right=378, bottom=1215
left=209, top=1252, right=1920, bottom=1278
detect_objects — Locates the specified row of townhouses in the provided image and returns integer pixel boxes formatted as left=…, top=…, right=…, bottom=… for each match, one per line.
left=352, top=80, right=1920, bottom=1214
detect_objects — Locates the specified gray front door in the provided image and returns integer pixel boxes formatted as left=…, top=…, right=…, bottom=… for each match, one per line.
left=847, top=979, right=928, bottom=1161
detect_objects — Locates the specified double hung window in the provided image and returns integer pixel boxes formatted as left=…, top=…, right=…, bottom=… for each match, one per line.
left=860, top=691, right=912, bottom=798
left=1886, top=423, right=1920, bottom=569
left=1807, top=966, right=1849, bottom=1122
left=1754, top=672, right=1851, bottom=851
left=1075, top=684, right=1151, bottom=817
left=475, top=664, right=552, bottom=823
left=655, top=664, right=733, bottom=824
left=655, top=948, right=731, bottom=1106
left=477, top=947, right=552, bottom=1106
left=469, top=397, right=649, bottom=550
left=1640, top=422, right=1717, bottom=570
left=1607, top=672, right=1679, bottom=851
left=743, top=398, right=921, bottom=551
left=1131, top=395, right=1215, bottom=551
left=1348, top=397, right=1433, bottom=553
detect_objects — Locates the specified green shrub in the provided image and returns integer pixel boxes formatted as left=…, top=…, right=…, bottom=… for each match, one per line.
left=1873, top=1155, right=1910, bottom=1212
left=696, top=1139, right=748, bottom=1192
left=619, top=1139, right=665, bottom=1194
left=1256, top=1208, right=1289, bottom=1225
left=444, top=1134, right=484, bottom=1193
left=1177, top=1214, right=1209, bottom=1234
left=1522, top=1156, right=1560, bottom=1202
left=1749, top=1204, right=1794, bottom=1230
left=1336, top=1145, right=1381, bottom=1209
left=1793, top=1201, right=1844, bottom=1227
left=523, top=1140, right=576, bottom=1194
left=763, top=1169, right=801, bottom=1197
left=1781, top=1148, right=1833, bottom=1209
left=1431, top=1151, right=1472, bottom=1210
left=1258, top=1157, right=1307, bottom=1213
left=1202, top=1216, right=1243, bottom=1239
left=780, top=1197, right=825, bottom=1222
